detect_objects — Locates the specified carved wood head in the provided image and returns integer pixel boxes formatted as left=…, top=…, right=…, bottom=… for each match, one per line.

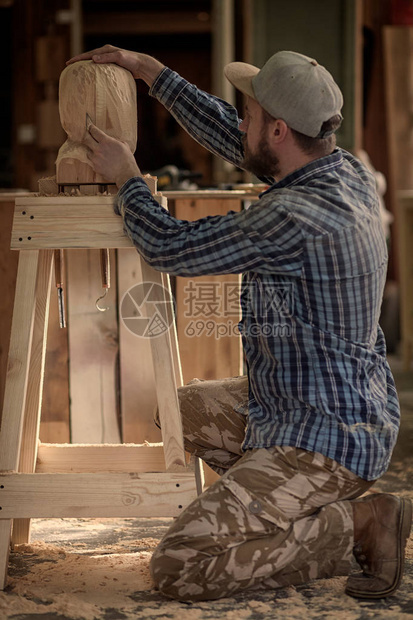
left=56, top=60, right=137, bottom=185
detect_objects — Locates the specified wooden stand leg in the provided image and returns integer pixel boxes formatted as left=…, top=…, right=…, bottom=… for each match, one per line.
left=0, top=250, right=39, bottom=588
left=160, top=271, right=205, bottom=492
left=139, top=260, right=186, bottom=469
left=0, top=521, right=13, bottom=590
left=12, top=250, right=54, bottom=545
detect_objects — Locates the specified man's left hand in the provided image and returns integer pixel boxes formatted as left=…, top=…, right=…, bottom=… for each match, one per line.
left=83, top=123, right=140, bottom=188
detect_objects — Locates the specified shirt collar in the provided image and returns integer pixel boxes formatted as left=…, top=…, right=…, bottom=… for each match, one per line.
left=258, top=148, right=343, bottom=198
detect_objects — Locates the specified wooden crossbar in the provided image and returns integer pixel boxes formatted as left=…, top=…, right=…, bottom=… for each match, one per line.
left=12, top=197, right=135, bottom=249
left=0, top=472, right=197, bottom=518
left=36, top=443, right=167, bottom=473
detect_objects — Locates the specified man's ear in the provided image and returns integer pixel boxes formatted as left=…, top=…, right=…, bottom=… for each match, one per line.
left=272, top=119, right=288, bottom=143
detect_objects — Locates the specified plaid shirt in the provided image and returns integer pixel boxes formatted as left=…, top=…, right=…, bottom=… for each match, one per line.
left=115, top=68, right=400, bottom=480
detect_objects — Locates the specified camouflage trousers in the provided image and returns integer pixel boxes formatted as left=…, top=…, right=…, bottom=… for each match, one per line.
left=150, top=377, right=374, bottom=601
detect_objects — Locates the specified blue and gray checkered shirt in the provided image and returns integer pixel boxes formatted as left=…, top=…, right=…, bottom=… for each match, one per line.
left=115, top=68, right=400, bottom=480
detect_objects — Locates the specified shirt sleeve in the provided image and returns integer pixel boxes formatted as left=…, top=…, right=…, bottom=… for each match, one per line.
left=115, top=177, right=304, bottom=277
left=149, top=67, right=274, bottom=185
left=149, top=67, right=244, bottom=168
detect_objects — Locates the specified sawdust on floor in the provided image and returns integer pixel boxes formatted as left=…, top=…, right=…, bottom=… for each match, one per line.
left=0, top=513, right=412, bottom=620
left=1, top=534, right=157, bottom=619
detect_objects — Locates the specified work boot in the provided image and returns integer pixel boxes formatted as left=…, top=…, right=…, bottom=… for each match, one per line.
left=346, top=493, right=412, bottom=599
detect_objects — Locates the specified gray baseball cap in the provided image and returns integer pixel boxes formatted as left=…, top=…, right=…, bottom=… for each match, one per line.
left=224, top=51, right=343, bottom=138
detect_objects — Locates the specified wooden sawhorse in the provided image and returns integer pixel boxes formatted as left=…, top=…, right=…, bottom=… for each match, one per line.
left=0, top=193, right=201, bottom=589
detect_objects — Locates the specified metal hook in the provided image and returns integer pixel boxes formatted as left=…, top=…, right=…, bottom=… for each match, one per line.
left=96, top=288, right=109, bottom=312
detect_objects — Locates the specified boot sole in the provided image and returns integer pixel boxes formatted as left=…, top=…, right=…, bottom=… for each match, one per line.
left=345, top=497, right=413, bottom=599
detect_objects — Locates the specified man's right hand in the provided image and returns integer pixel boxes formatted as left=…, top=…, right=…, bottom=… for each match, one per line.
left=66, top=44, right=165, bottom=87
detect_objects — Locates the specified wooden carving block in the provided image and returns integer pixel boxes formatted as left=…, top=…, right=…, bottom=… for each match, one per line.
left=56, top=60, right=137, bottom=185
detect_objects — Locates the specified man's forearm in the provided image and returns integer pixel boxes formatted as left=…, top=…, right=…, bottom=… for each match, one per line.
left=115, top=177, right=280, bottom=277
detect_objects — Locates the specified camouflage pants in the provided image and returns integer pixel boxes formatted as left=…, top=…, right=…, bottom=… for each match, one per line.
left=150, top=377, right=374, bottom=601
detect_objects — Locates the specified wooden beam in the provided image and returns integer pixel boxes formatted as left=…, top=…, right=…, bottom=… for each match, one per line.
left=67, top=249, right=121, bottom=444
left=13, top=250, right=54, bottom=545
left=0, top=472, right=197, bottom=518
left=39, top=295, right=70, bottom=444
left=0, top=521, right=12, bottom=590
left=18, top=251, right=54, bottom=475
left=0, top=250, right=39, bottom=586
left=12, top=198, right=132, bottom=250
left=139, top=258, right=187, bottom=470
left=0, top=199, right=20, bottom=425
left=117, top=249, right=160, bottom=444
left=0, top=251, right=39, bottom=472
left=36, top=443, right=166, bottom=473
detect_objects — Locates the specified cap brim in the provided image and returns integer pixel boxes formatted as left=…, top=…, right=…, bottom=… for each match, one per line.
left=224, top=62, right=259, bottom=99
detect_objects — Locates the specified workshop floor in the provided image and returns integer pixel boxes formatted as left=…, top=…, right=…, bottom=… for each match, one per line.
left=1, top=356, right=413, bottom=620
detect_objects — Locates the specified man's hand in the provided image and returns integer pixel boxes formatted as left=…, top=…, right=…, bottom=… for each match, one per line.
left=84, top=123, right=141, bottom=188
left=66, top=44, right=165, bottom=87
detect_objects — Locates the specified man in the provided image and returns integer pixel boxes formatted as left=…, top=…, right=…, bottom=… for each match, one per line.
left=68, top=45, right=411, bottom=602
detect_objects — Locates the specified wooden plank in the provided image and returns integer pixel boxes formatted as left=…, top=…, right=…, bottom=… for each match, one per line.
left=36, top=443, right=166, bottom=473
left=13, top=250, right=54, bottom=545
left=174, top=198, right=243, bottom=383
left=161, top=272, right=184, bottom=388
left=12, top=198, right=131, bottom=250
left=161, top=269, right=206, bottom=492
left=40, top=421, right=70, bottom=443
left=0, top=472, right=197, bottom=518
left=0, top=250, right=38, bottom=588
left=0, top=200, right=19, bottom=426
left=39, top=286, right=70, bottom=444
left=18, top=251, right=54, bottom=474
left=117, top=249, right=161, bottom=444
left=0, top=251, right=39, bottom=472
left=67, top=249, right=121, bottom=444
left=156, top=271, right=208, bottom=490
left=396, top=193, right=413, bottom=370
left=139, top=258, right=186, bottom=470
left=383, top=27, right=413, bottom=193
left=0, top=520, right=12, bottom=590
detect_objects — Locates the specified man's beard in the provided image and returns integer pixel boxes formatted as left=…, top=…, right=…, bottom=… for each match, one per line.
left=241, top=133, right=280, bottom=179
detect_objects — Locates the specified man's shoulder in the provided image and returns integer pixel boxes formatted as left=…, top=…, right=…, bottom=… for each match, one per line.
left=254, top=175, right=378, bottom=237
